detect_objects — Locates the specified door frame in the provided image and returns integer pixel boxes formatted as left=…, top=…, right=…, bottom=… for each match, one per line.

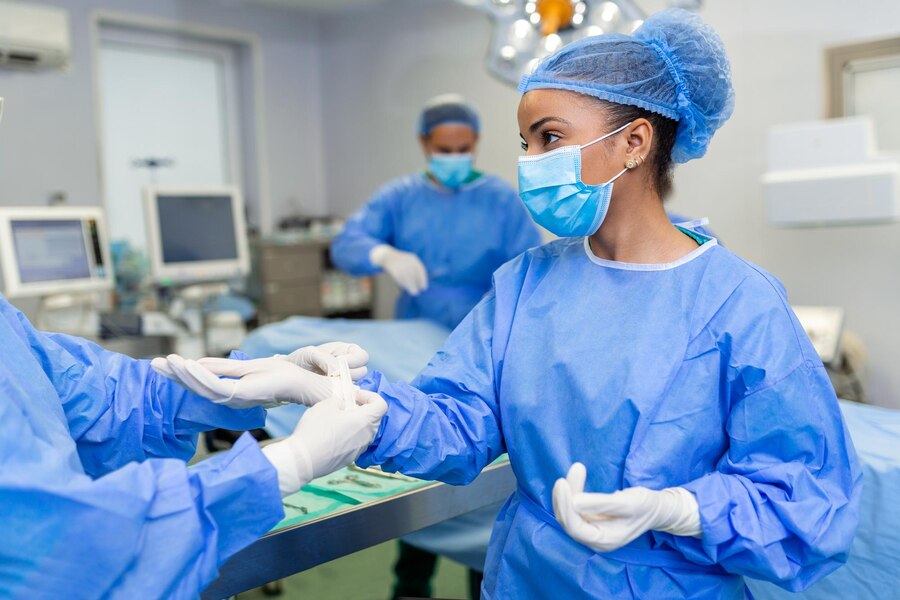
left=91, top=10, right=273, bottom=234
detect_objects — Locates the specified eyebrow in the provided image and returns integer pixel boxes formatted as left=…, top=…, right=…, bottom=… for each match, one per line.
left=529, top=116, right=572, bottom=134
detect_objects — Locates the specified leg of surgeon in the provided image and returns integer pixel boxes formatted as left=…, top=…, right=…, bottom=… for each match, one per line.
left=468, top=568, right=483, bottom=600
left=262, top=390, right=387, bottom=496
left=391, top=541, right=439, bottom=599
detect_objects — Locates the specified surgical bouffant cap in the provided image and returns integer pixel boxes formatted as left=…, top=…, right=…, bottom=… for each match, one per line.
left=418, top=94, right=480, bottom=136
left=518, top=8, right=734, bottom=163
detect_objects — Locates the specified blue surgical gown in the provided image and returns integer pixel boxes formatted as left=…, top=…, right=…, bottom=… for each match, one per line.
left=356, top=235, right=861, bottom=599
left=0, top=296, right=284, bottom=598
left=330, top=172, right=541, bottom=329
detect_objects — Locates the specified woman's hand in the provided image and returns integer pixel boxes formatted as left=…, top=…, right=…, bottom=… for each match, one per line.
left=552, top=462, right=702, bottom=552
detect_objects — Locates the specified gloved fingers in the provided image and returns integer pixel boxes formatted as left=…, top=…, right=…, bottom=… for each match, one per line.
left=317, top=342, right=370, bottom=368
left=287, top=346, right=338, bottom=376
left=573, top=488, right=646, bottom=519
left=574, top=487, right=658, bottom=519
left=150, top=356, right=180, bottom=381
left=164, top=354, right=195, bottom=385
left=552, top=477, right=573, bottom=528
left=319, top=342, right=369, bottom=380
left=196, top=356, right=264, bottom=378
left=566, top=462, right=587, bottom=495
left=412, top=260, right=429, bottom=295
left=348, top=366, right=368, bottom=381
left=178, top=359, right=239, bottom=401
left=396, top=270, right=422, bottom=296
left=164, top=355, right=220, bottom=399
left=356, top=390, right=388, bottom=418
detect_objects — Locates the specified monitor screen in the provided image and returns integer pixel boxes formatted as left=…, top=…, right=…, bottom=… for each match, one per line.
left=156, top=194, right=239, bottom=264
left=11, top=219, right=92, bottom=283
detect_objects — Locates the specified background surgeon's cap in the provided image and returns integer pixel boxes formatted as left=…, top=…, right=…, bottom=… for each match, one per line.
left=418, top=94, right=481, bottom=136
left=518, top=8, right=734, bottom=163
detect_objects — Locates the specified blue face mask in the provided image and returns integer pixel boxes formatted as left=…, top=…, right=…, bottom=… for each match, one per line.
left=517, top=122, right=631, bottom=237
left=429, top=153, right=473, bottom=189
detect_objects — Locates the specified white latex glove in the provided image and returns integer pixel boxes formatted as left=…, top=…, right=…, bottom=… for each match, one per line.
left=369, top=244, right=428, bottom=296
left=262, top=390, right=388, bottom=496
left=150, top=354, right=333, bottom=409
left=552, top=462, right=702, bottom=552
left=284, top=341, right=369, bottom=381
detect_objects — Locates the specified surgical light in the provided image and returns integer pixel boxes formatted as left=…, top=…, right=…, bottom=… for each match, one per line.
left=457, top=0, right=647, bottom=86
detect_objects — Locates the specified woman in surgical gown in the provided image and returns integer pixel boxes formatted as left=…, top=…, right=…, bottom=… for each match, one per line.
left=349, top=9, right=861, bottom=600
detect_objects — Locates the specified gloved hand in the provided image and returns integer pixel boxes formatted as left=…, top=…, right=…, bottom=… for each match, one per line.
left=369, top=244, right=428, bottom=296
left=151, top=354, right=333, bottom=409
left=285, top=342, right=369, bottom=381
left=262, top=390, right=388, bottom=496
left=552, top=462, right=702, bottom=552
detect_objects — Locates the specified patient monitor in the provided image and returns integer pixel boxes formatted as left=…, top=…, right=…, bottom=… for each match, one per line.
left=144, top=187, right=250, bottom=284
left=0, top=206, right=113, bottom=298
left=792, top=305, right=845, bottom=365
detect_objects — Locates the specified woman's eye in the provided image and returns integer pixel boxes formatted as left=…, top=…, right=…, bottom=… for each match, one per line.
left=520, top=140, right=528, bottom=151
left=543, top=132, right=560, bottom=146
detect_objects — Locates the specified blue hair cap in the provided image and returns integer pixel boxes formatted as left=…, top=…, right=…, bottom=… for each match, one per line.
left=418, top=94, right=480, bottom=136
left=519, top=8, right=735, bottom=163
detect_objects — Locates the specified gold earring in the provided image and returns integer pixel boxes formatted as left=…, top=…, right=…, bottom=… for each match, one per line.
left=636, top=155, right=646, bottom=167
left=625, top=158, right=637, bottom=169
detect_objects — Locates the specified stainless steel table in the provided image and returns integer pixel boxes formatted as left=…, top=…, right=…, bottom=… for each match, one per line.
left=202, top=461, right=516, bottom=599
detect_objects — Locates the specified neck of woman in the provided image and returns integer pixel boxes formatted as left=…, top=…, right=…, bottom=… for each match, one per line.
left=587, top=188, right=700, bottom=264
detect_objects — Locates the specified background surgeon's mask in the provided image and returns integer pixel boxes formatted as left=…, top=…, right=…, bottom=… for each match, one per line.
left=518, top=122, right=630, bottom=237
left=429, top=153, right=473, bottom=189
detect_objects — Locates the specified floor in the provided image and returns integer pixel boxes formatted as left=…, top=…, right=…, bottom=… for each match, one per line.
left=237, top=541, right=471, bottom=600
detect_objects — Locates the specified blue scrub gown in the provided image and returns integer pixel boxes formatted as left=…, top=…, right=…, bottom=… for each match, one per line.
left=330, top=172, right=541, bottom=329
left=356, top=233, right=861, bottom=599
left=0, top=297, right=283, bottom=598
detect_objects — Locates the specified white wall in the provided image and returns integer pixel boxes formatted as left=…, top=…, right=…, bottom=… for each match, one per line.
left=319, top=0, right=523, bottom=215
left=0, top=0, right=326, bottom=227
left=320, top=0, right=900, bottom=408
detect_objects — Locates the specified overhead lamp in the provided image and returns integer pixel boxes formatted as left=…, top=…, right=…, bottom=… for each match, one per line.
left=458, top=0, right=646, bottom=86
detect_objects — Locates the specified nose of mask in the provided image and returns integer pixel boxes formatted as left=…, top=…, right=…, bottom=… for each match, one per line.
left=429, top=153, right=473, bottom=189
left=517, top=147, right=614, bottom=237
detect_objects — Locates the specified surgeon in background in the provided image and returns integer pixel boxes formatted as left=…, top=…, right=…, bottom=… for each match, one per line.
left=330, top=94, right=541, bottom=331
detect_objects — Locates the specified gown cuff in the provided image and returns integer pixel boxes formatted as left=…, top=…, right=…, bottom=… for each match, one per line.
left=189, top=432, right=285, bottom=560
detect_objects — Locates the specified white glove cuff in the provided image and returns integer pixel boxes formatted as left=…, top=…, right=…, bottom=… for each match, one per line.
left=659, top=487, right=703, bottom=538
left=368, top=244, right=391, bottom=268
left=262, top=438, right=315, bottom=497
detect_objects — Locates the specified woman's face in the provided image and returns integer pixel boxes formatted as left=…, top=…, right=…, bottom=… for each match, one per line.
left=517, top=89, right=629, bottom=186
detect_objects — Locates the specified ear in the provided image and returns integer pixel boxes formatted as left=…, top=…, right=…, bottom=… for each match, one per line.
left=623, top=119, right=653, bottom=163
left=419, top=134, right=431, bottom=156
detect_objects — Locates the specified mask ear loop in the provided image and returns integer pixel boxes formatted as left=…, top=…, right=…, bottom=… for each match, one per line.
left=605, top=166, right=630, bottom=185
left=580, top=121, right=633, bottom=151
left=581, top=122, right=634, bottom=185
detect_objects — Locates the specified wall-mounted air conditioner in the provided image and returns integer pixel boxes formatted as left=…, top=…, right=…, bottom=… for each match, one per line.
left=0, top=1, right=70, bottom=70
